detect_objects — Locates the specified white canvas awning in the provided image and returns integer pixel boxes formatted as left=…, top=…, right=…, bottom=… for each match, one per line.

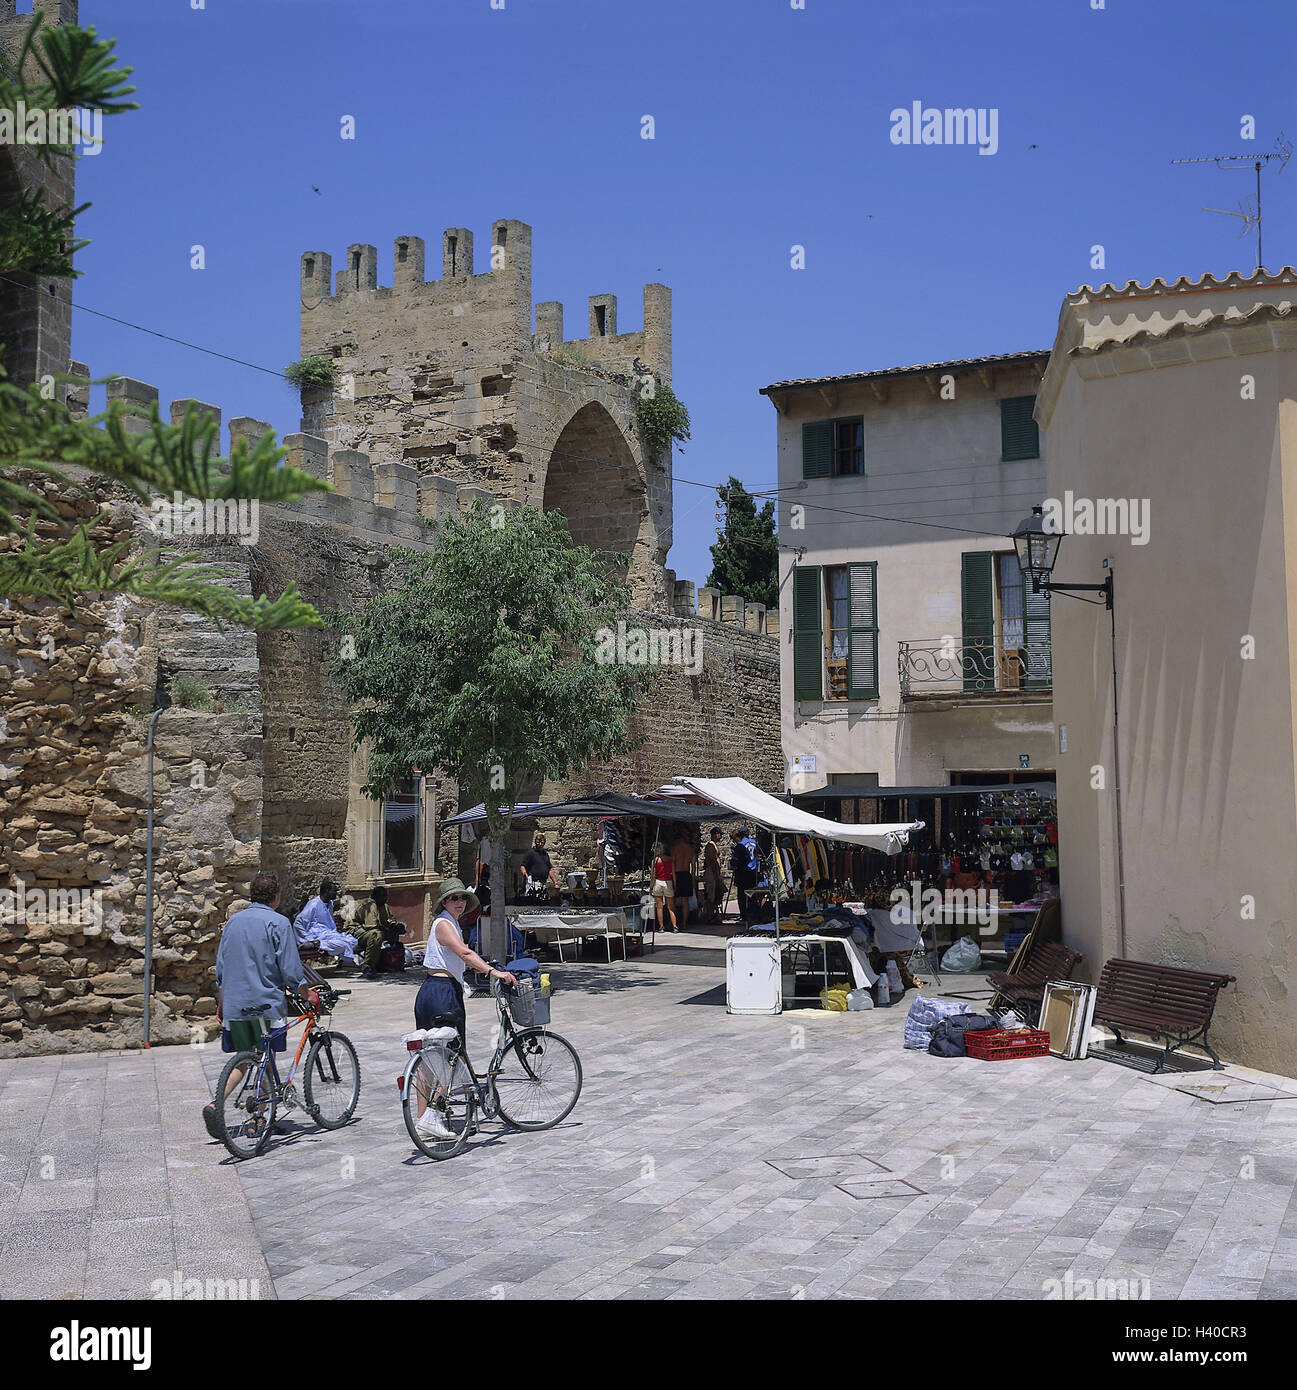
left=672, top=776, right=922, bottom=855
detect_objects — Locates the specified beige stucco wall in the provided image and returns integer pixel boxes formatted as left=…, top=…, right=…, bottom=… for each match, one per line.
left=771, top=363, right=1055, bottom=790
left=1042, top=298, right=1297, bottom=1074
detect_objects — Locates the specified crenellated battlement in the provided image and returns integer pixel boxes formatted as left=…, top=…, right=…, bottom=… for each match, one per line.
left=82, top=370, right=486, bottom=547
left=298, top=219, right=670, bottom=385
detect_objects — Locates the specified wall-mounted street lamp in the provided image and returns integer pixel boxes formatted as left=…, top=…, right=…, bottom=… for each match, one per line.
left=1010, top=505, right=1126, bottom=955
left=1012, top=505, right=1112, bottom=609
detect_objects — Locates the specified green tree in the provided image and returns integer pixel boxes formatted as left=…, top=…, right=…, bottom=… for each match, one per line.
left=0, top=13, right=327, bottom=628
left=705, top=476, right=777, bottom=610
left=332, top=501, right=658, bottom=958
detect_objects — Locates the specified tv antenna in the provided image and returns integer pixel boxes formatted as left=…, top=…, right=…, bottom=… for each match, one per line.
left=1172, top=133, right=1291, bottom=272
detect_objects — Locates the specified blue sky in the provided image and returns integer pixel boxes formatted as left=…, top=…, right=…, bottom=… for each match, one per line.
left=68, top=0, right=1294, bottom=583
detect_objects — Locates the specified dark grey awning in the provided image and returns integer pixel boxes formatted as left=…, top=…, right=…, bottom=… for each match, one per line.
left=443, top=792, right=741, bottom=827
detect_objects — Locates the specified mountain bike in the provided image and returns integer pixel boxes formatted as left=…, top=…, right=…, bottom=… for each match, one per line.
left=214, top=983, right=361, bottom=1160
left=400, top=969, right=582, bottom=1161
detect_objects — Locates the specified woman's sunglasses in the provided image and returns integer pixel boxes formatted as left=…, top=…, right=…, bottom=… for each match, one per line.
left=446, top=894, right=467, bottom=902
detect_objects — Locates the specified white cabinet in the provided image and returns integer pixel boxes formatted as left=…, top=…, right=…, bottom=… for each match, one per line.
left=726, top=938, right=781, bottom=1015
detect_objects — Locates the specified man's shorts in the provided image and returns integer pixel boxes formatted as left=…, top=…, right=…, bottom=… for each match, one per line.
left=221, top=1017, right=287, bottom=1054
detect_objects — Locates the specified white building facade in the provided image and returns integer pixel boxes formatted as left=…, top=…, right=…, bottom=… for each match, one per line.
left=762, top=351, right=1057, bottom=794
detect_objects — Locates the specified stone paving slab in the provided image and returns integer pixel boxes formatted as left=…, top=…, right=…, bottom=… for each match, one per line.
left=5, top=931, right=1297, bottom=1300
left=0, top=1043, right=274, bottom=1300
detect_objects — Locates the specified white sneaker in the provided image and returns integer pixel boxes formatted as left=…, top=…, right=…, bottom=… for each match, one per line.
left=415, top=1109, right=457, bottom=1141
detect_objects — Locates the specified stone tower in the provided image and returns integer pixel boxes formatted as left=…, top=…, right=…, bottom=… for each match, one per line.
left=298, top=221, right=675, bottom=607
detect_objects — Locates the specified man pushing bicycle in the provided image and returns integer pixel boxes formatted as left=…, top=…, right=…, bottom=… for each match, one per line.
left=204, top=870, right=319, bottom=1140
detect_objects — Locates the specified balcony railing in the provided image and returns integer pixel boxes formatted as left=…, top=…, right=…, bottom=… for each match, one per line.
left=898, top=632, right=1052, bottom=697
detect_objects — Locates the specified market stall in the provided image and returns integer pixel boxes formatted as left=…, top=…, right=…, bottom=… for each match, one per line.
left=442, top=790, right=740, bottom=955
left=790, top=780, right=1060, bottom=959
left=669, top=776, right=924, bottom=1015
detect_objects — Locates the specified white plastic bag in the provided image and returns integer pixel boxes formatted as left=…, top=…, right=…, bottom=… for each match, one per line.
left=885, top=960, right=904, bottom=996
left=847, top=987, right=874, bottom=1011
left=940, top=935, right=982, bottom=973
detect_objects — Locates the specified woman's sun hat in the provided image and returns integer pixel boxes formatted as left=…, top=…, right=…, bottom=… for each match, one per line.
left=434, top=877, right=479, bottom=914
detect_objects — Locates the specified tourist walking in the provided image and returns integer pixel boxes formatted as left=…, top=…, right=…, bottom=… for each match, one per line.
left=413, top=879, right=516, bottom=1140
left=671, top=831, right=696, bottom=930
left=204, top=871, right=317, bottom=1139
left=651, top=842, right=677, bottom=932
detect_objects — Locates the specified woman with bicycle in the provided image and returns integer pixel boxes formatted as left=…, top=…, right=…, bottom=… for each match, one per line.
left=414, top=878, right=516, bottom=1140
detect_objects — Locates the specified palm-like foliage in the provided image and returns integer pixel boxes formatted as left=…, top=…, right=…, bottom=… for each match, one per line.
left=0, top=15, right=331, bottom=629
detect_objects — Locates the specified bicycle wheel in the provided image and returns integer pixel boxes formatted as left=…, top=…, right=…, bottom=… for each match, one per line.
left=303, top=1030, right=361, bottom=1129
left=494, top=1028, right=582, bottom=1131
left=402, top=1050, right=475, bottom=1160
left=215, top=1051, right=278, bottom=1160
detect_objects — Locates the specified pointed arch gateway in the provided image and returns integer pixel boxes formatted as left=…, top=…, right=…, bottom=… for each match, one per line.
left=542, top=402, right=644, bottom=563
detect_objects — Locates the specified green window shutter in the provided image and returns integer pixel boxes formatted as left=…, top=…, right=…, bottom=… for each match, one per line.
left=847, top=562, right=878, bottom=699
left=792, top=565, right=823, bottom=700
left=961, top=551, right=995, bottom=692
left=802, top=420, right=833, bottom=479
left=1000, top=395, right=1040, bottom=461
left=1022, top=568, right=1052, bottom=690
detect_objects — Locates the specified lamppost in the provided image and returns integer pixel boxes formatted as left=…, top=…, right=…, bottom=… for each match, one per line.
left=1011, top=506, right=1127, bottom=956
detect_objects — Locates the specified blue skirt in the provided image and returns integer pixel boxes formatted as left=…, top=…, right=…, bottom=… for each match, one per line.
left=415, top=975, right=466, bottom=1048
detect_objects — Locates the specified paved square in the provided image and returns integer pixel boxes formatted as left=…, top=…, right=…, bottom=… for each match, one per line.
left=4, top=928, right=1297, bottom=1300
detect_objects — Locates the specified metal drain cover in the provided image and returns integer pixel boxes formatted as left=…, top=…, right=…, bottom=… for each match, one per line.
left=837, top=1178, right=926, bottom=1200
left=765, top=1153, right=891, bottom=1181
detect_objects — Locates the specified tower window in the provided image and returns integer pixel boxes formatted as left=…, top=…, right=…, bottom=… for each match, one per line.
left=304, top=256, right=315, bottom=279
left=497, top=226, right=508, bottom=247
left=595, top=305, right=607, bottom=336
left=448, top=235, right=457, bottom=276
left=397, top=242, right=408, bottom=263
left=351, top=251, right=361, bottom=289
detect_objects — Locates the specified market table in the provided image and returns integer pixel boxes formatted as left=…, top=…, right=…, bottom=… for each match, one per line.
left=510, top=907, right=634, bottom=962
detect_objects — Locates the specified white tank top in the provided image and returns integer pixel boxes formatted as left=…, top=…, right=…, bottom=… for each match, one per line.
left=423, top=913, right=466, bottom=984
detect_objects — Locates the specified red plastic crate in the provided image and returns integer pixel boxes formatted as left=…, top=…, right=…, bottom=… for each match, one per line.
left=964, top=1027, right=1050, bottom=1061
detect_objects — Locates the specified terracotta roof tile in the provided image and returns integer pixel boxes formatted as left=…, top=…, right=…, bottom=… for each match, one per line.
left=760, top=348, right=1049, bottom=395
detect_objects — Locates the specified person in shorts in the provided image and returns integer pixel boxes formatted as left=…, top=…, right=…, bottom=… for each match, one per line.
left=204, top=871, right=317, bottom=1139
left=670, top=831, right=696, bottom=930
left=412, top=878, right=516, bottom=1140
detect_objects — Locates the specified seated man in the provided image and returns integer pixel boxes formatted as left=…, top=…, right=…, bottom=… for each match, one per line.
left=353, top=881, right=404, bottom=978
left=292, top=879, right=360, bottom=963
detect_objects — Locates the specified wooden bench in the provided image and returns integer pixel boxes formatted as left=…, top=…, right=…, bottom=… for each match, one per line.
left=988, top=940, right=1084, bottom=1022
left=1093, top=957, right=1236, bottom=1072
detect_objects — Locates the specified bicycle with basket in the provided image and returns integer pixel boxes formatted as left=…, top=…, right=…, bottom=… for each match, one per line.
left=399, top=960, right=582, bottom=1161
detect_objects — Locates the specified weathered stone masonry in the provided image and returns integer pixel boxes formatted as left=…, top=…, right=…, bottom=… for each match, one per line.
left=1, top=216, right=780, bottom=1055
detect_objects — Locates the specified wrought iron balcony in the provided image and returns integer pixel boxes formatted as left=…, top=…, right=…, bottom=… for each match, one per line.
left=898, top=632, right=1052, bottom=697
